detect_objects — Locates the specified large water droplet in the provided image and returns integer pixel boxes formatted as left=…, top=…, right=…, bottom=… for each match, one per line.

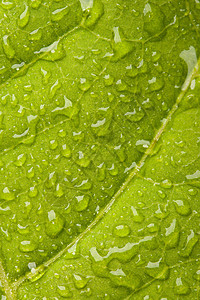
left=73, top=274, right=88, bottom=289
left=143, top=3, right=165, bottom=37
left=57, top=285, right=72, bottom=298
left=174, top=277, right=190, bottom=295
left=2, top=35, right=15, bottom=59
left=19, top=240, right=37, bottom=252
left=51, top=6, right=69, bottom=22
left=173, top=199, right=191, bottom=216
left=45, top=210, right=65, bottom=238
left=75, top=195, right=90, bottom=212
left=18, top=5, right=30, bottom=28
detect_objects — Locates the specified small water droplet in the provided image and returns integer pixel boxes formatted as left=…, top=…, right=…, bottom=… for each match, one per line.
left=113, top=224, right=130, bottom=237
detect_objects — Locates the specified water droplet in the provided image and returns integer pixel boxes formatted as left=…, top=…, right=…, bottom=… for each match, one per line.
left=1, top=187, right=15, bottom=200
left=164, top=219, right=179, bottom=249
left=143, top=3, right=165, bottom=37
left=104, top=74, right=114, bottom=86
left=76, top=151, right=90, bottom=167
left=97, top=163, right=106, bottom=181
left=30, top=0, right=42, bottom=9
left=49, top=80, right=61, bottom=99
left=145, top=261, right=169, bottom=280
left=57, top=285, right=72, bottom=298
left=173, top=199, right=191, bottom=216
left=115, top=147, right=126, bottom=162
left=113, top=224, right=130, bottom=237
left=14, top=153, right=27, bottom=167
left=174, top=277, right=190, bottom=295
left=125, top=108, right=145, bottom=123
left=18, top=5, right=30, bottom=28
left=49, top=139, right=58, bottom=150
left=45, top=210, right=65, bottom=238
left=157, top=190, right=166, bottom=199
left=29, top=28, right=42, bottom=41
left=112, top=27, right=134, bottom=61
left=179, top=230, right=198, bottom=257
left=188, top=188, right=197, bottom=196
left=41, top=68, right=51, bottom=85
left=2, top=35, right=15, bottom=59
left=1, top=1, right=14, bottom=10
left=36, top=40, right=66, bottom=61
left=193, top=268, right=200, bottom=281
left=73, top=274, right=88, bottom=289
left=19, top=240, right=37, bottom=252
left=131, top=206, right=144, bottom=223
left=75, top=195, right=90, bottom=212
left=29, top=186, right=38, bottom=198
left=46, top=172, right=57, bottom=188
left=160, top=179, right=172, bottom=189
left=147, top=223, right=159, bottom=233
left=108, top=164, right=118, bottom=176
left=78, top=78, right=91, bottom=92
left=148, top=76, right=164, bottom=92
left=61, top=144, right=71, bottom=158
left=55, top=183, right=64, bottom=197
left=51, top=5, right=69, bottom=22
left=84, top=0, right=104, bottom=28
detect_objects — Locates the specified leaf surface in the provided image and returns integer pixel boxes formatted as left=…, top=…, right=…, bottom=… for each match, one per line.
left=0, top=0, right=199, bottom=299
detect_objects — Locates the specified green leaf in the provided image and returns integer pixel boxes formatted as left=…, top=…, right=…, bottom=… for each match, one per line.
left=0, top=0, right=199, bottom=299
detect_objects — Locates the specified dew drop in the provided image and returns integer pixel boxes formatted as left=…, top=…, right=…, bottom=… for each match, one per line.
left=46, top=171, right=57, bottom=188
left=45, top=210, right=65, bottom=238
left=55, top=183, right=64, bottom=197
left=18, top=5, right=30, bottom=28
left=179, top=230, right=198, bottom=257
left=29, top=28, right=42, bottom=41
left=84, top=0, right=104, bottom=28
left=78, top=78, right=91, bottom=92
left=51, top=6, right=69, bottom=22
left=49, top=139, right=58, bottom=150
left=61, top=144, right=71, bottom=158
left=193, top=269, right=200, bottom=281
left=174, top=277, right=190, bottom=295
left=75, top=195, right=90, bottom=212
left=112, top=27, right=134, bottom=61
left=173, top=199, right=191, bottom=216
left=145, top=261, right=169, bottom=280
left=1, top=187, right=15, bottom=200
left=57, top=285, right=72, bottom=298
left=2, top=35, right=15, bottom=59
left=19, top=240, right=37, bottom=252
left=29, top=186, right=38, bottom=198
left=131, top=206, right=144, bottom=223
left=113, top=224, right=130, bottom=237
left=143, top=3, right=165, bottom=36
left=73, top=274, right=88, bottom=289
left=49, top=80, right=61, bottom=99
left=14, top=153, right=26, bottom=167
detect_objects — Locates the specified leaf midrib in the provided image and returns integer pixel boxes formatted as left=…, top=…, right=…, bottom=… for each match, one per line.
left=4, top=47, right=198, bottom=300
